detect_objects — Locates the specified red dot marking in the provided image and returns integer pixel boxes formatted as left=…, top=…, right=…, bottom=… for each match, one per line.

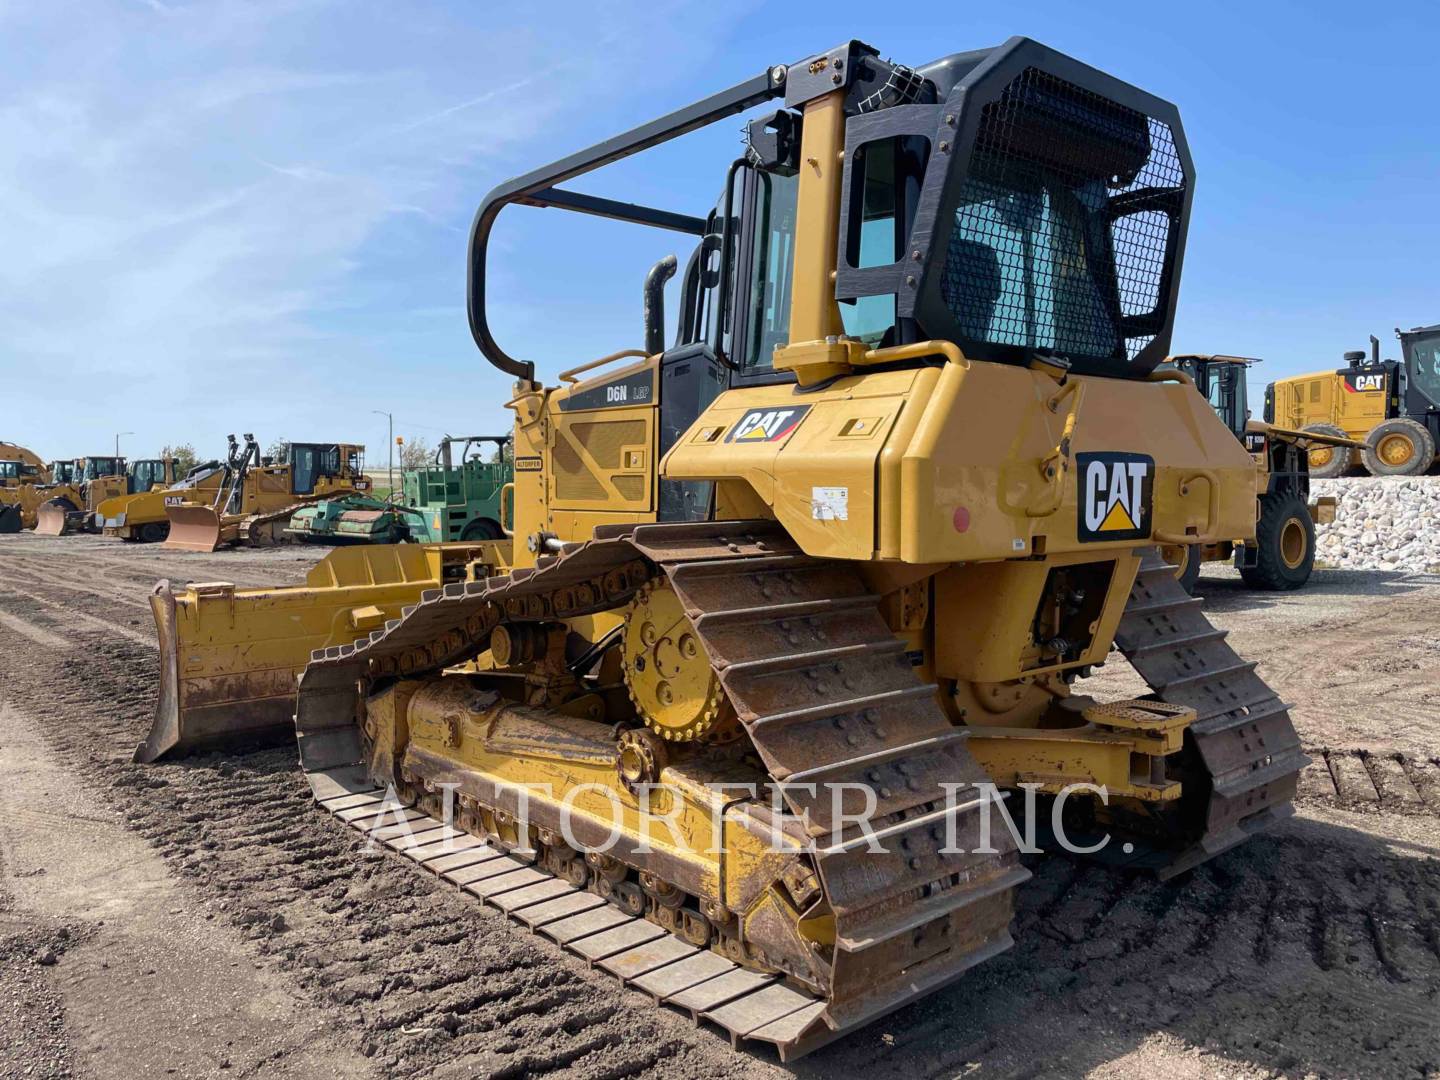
left=952, top=506, right=970, bottom=533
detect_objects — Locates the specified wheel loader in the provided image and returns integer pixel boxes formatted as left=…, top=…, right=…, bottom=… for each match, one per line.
left=0, top=443, right=50, bottom=531
left=35, top=457, right=176, bottom=535
left=164, top=436, right=369, bottom=551
left=1162, top=355, right=1364, bottom=590
left=137, top=37, right=1305, bottom=1058
left=1265, top=324, right=1440, bottom=477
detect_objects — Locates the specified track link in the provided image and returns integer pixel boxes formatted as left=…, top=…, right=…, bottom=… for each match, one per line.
left=1114, top=548, right=1309, bottom=877
left=292, top=520, right=1027, bottom=1059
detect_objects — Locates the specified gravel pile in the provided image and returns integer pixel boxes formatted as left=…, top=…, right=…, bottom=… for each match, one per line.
left=1313, top=476, right=1440, bottom=573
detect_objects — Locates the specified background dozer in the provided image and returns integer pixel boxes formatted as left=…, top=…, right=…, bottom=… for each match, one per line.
left=99, top=455, right=231, bottom=542
left=1266, top=323, right=1440, bottom=476
left=286, top=434, right=512, bottom=544
left=0, top=443, right=50, bottom=531
left=1165, top=355, right=1364, bottom=590
left=139, top=37, right=1305, bottom=1058
left=164, top=436, right=369, bottom=551
left=35, top=457, right=175, bottom=535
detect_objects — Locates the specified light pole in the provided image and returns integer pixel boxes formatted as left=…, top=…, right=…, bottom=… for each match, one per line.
left=371, top=410, right=393, bottom=498
left=115, top=431, right=134, bottom=460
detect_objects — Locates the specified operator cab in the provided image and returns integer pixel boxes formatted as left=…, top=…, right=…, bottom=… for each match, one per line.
left=289, top=443, right=363, bottom=495
left=1170, top=355, right=1258, bottom=445
left=128, top=459, right=169, bottom=494
left=1399, top=323, right=1440, bottom=411
left=81, top=457, right=124, bottom=482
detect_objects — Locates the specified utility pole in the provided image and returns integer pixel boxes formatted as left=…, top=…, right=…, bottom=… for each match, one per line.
left=372, top=410, right=393, bottom=498
left=115, top=431, right=133, bottom=460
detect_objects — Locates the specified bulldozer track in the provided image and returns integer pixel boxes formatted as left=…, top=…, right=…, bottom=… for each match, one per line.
left=234, top=501, right=320, bottom=546
left=5, top=562, right=1440, bottom=1076
left=1113, top=550, right=1309, bottom=876
left=293, top=520, right=1028, bottom=1058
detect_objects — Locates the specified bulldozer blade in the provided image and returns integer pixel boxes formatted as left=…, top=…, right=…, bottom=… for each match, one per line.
left=136, top=545, right=465, bottom=762
left=139, top=581, right=299, bottom=761
left=34, top=503, right=74, bottom=536
left=0, top=504, right=22, bottom=533
left=163, top=505, right=224, bottom=552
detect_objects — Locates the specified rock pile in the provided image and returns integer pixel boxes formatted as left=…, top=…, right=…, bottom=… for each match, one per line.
left=1312, top=476, right=1440, bottom=573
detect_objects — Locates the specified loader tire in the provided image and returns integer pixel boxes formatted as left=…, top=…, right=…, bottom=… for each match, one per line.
left=459, top=517, right=503, bottom=542
left=1160, top=542, right=1202, bottom=594
left=0, top=505, right=21, bottom=533
left=1301, top=423, right=1352, bottom=479
left=1240, top=492, right=1314, bottom=590
left=1362, top=418, right=1434, bottom=477
left=138, top=521, right=170, bottom=544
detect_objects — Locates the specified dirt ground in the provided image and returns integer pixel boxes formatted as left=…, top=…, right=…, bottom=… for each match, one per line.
left=0, top=531, right=1437, bottom=1080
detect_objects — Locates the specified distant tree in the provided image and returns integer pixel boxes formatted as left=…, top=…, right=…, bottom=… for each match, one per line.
left=493, top=440, right=513, bottom=464
left=266, top=437, right=290, bottom=463
left=160, top=443, right=200, bottom=475
left=399, top=436, right=432, bottom=470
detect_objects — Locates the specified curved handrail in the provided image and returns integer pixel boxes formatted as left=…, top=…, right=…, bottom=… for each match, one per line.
left=557, top=349, right=650, bottom=385
left=465, top=69, right=782, bottom=383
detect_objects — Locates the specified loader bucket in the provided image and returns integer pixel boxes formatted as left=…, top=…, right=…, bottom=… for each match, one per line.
left=135, top=544, right=461, bottom=762
left=163, top=504, right=224, bottom=552
left=0, top=504, right=21, bottom=533
left=34, top=501, right=75, bottom=536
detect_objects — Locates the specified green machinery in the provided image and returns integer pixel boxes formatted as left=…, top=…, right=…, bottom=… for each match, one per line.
left=287, top=434, right=511, bottom=544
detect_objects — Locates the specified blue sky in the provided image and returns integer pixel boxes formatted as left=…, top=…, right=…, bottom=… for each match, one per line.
left=1, top=0, right=1435, bottom=463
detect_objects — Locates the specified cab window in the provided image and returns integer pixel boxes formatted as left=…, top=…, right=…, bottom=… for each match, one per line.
left=741, top=171, right=799, bottom=372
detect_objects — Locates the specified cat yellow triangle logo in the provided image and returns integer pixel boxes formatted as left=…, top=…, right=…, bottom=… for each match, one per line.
left=1077, top=451, right=1154, bottom=541
left=1097, top=499, right=1137, bottom=532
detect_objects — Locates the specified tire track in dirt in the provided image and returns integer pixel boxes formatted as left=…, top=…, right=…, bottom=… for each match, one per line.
left=0, top=623, right=773, bottom=1079
left=4, top=539, right=1440, bottom=1078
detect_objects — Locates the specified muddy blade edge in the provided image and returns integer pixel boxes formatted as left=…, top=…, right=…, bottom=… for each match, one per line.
left=163, top=505, right=224, bottom=552
left=135, top=581, right=300, bottom=762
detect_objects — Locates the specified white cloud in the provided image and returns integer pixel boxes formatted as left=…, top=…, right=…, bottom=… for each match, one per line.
left=0, top=0, right=749, bottom=456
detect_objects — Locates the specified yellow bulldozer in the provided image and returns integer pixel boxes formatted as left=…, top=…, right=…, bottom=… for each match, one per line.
left=135, top=38, right=1305, bottom=1058
left=34, top=457, right=176, bottom=536
left=163, top=436, right=369, bottom=551
left=0, top=442, right=51, bottom=531
left=98, top=454, right=230, bottom=543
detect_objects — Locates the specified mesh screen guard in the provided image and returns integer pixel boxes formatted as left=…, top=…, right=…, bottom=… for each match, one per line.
left=837, top=37, right=1193, bottom=379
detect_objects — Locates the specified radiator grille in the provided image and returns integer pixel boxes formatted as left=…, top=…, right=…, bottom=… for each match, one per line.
left=553, top=419, right=648, bottom=504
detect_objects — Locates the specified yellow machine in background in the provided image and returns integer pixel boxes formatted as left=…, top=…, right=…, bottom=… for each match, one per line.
left=34, top=457, right=176, bottom=536
left=0, top=443, right=50, bottom=531
left=1267, top=325, right=1440, bottom=476
left=1165, top=355, right=1364, bottom=590
left=99, top=456, right=229, bottom=543
left=138, top=38, right=1306, bottom=1058
left=164, top=436, right=369, bottom=551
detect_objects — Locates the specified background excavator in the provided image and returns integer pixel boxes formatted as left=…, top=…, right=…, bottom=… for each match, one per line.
left=136, top=37, right=1305, bottom=1059
left=35, top=457, right=175, bottom=536
left=163, top=436, right=369, bottom=551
